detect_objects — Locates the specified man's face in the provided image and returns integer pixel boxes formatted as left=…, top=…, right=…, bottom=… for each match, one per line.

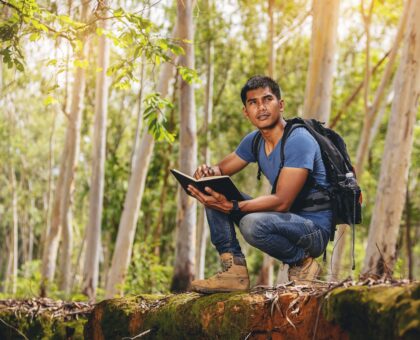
left=242, top=87, right=284, bottom=130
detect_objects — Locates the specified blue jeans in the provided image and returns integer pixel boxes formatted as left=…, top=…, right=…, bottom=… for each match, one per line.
left=206, top=200, right=329, bottom=265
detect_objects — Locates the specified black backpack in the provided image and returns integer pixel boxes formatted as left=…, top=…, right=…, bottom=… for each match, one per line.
left=252, top=118, right=362, bottom=267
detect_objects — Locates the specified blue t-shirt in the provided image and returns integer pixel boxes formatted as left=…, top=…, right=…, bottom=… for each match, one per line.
left=235, top=127, right=332, bottom=235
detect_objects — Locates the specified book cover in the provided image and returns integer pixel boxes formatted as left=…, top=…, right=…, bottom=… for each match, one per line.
left=170, top=169, right=244, bottom=201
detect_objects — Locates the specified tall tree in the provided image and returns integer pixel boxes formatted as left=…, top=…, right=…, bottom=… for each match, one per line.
left=355, top=0, right=410, bottom=177
left=171, top=0, right=198, bottom=292
left=196, top=0, right=213, bottom=281
left=82, top=0, right=110, bottom=301
left=303, top=0, right=340, bottom=122
left=363, top=0, right=420, bottom=275
left=105, top=29, right=179, bottom=299
left=330, top=0, right=410, bottom=280
left=41, top=1, right=90, bottom=295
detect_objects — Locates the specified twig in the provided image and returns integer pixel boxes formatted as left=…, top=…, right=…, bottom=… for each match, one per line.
left=0, top=317, right=29, bottom=340
left=122, top=328, right=155, bottom=339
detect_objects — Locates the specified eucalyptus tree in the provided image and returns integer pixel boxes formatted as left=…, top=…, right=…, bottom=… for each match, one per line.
left=363, top=0, right=420, bottom=275
left=171, top=0, right=197, bottom=292
left=41, top=0, right=91, bottom=296
left=331, top=0, right=410, bottom=280
left=303, top=0, right=340, bottom=122
left=82, top=0, right=110, bottom=301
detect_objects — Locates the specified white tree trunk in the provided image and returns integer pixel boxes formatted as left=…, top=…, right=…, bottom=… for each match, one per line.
left=105, top=31, right=179, bottom=299
left=303, top=0, right=340, bottom=122
left=171, top=0, right=197, bottom=292
left=363, top=0, right=420, bottom=275
left=355, top=0, right=410, bottom=177
left=82, top=2, right=110, bottom=301
left=10, top=166, right=18, bottom=295
left=196, top=34, right=213, bottom=280
left=41, top=2, right=89, bottom=295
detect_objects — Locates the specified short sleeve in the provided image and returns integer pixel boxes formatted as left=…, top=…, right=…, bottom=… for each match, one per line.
left=283, top=128, right=317, bottom=171
left=235, top=130, right=259, bottom=163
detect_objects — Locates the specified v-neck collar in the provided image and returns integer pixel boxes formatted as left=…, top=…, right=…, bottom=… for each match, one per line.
left=263, top=137, right=282, bottom=159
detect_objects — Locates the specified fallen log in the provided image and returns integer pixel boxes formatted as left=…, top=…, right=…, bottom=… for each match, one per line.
left=84, top=282, right=420, bottom=339
left=0, top=281, right=418, bottom=339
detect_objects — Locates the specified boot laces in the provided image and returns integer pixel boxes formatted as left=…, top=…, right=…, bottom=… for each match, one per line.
left=218, top=257, right=233, bottom=274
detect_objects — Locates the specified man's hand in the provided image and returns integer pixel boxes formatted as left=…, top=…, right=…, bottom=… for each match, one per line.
left=188, top=185, right=233, bottom=213
left=193, top=164, right=221, bottom=179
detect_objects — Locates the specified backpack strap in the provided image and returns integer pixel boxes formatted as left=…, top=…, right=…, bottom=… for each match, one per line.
left=271, top=119, right=331, bottom=212
left=251, top=131, right=263, bottom=180
left=271, top=119, right=305, bottom=194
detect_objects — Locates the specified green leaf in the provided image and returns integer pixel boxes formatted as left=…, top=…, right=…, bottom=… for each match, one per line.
left=43, top=96, right=57, bottom=106
left=178, top=66, right=201, bottom=85
left=96, top=27, right=104, bottom=36
left=31, top=19, right=48, bottom=32
left=113, top=8, right=125, bottom=17
left=46, top=59, right=57, bottom=66
left=29, top=32, right=41, bottom=41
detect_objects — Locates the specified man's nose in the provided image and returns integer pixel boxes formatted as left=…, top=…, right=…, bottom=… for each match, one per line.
left=257, top=101, right=266, bottom=111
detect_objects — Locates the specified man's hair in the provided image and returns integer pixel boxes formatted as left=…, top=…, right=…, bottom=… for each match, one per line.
left=240, top=76, right=281, bottom=105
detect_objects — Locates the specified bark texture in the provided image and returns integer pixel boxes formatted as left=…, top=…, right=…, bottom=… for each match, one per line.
left=171, top=0, right=198, bottom=292
left=303, top=0, right=340, bottom=122
left=196, top=16, right=213, bottom=280
left=363, top=0, right=420, bottom=275
left=83, top=1, right=110, bottom=301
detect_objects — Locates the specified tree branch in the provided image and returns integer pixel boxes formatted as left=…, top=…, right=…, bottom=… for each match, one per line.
left=329, top=49, right=391, bottom=129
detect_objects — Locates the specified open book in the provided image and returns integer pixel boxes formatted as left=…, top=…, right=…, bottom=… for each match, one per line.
left=170, top=169, right=244, bottom=201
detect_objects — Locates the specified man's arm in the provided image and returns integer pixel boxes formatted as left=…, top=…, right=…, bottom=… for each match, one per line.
left=194, top=152, right=248, bottom=179
left=188, top=166, right=308, bottom=214
left=238, top=167, right=308, bottom=212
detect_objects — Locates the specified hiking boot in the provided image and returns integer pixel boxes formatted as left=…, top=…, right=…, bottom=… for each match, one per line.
left=289, top=257, right=321, bottom=285
left=190, top=253, right=250, bottom=293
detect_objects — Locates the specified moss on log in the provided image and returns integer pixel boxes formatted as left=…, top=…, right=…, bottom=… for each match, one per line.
left=0, top=299, right=91, bottom=339
left=86, top=283, right=420, bottom=340
left=0, top=311, right=86, bottom=339
left=85, top=291, right=346, bottom=339
left=324, top=283, right=420, bottom=340
left=1, top=283, right=418, bottom=339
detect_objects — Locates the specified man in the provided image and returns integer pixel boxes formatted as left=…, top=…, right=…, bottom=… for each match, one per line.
left=187, top=76, right=332, bottom=293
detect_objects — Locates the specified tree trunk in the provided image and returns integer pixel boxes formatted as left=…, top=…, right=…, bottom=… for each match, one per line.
left=268, top=0, right=276, bottom=78
left=355, top=0, right=410, bottom=178
left=82, top=1, right=110, bottom=301
left=196, top=8, right=213, bottom=280
left=41, top=1, right=90, bottom=296
left=171, top=0, right=197, bottom=292
left=362, top=0, right=420, bottom=275
left=105, top=28, right=179, bottom=298
left=9, top=166, right=18, bottom=295
left=303, top=0, right=340, bottom=122
left=405, top=187, right=413, bottom=280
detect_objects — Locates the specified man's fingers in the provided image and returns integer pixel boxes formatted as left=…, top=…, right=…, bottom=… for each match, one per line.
left=205, top=187, right=222, bottom=200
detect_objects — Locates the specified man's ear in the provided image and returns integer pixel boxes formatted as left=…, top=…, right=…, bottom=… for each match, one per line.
left=278, top=99, right=285, bottom=111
